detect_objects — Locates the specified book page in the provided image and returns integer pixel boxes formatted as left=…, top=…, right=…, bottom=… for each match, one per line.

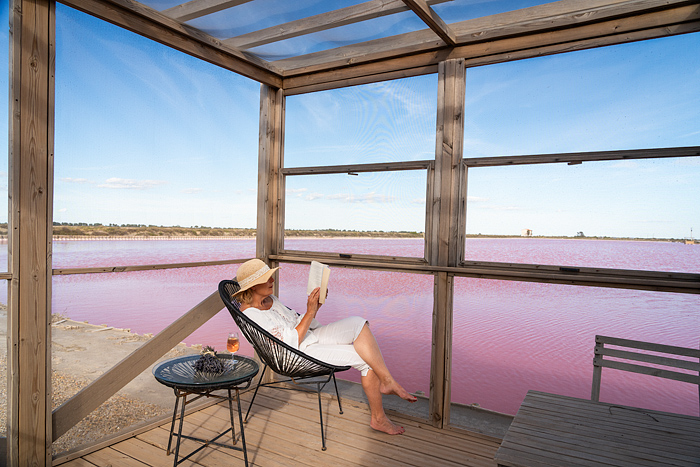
left=307, top=261, right=330, bottom=304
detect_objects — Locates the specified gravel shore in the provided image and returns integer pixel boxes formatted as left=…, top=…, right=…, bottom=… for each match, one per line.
left=0, top=306, right=200, bottom=456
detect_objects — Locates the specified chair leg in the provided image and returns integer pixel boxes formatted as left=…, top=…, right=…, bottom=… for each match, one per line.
left=244, top=364, right=267, bottom=422
left=316, top=382, right=327, bottom=451
left=332, top=373, right=343, bottom=414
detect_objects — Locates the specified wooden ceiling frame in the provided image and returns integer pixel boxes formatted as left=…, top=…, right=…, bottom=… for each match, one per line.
left=60, top=0, right=699, bottom=93
left=161, top=0, right=254, bottom=22
left=222, top=0, right=450, bottom=50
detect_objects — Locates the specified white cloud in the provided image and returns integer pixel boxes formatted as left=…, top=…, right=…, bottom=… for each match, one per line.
left=305, top=192, right=324, bottom=201
left=61, top=177, right=92, bottom=184
left=98, top=178, right=167, bottom=190
left=182, top=188, right=203, bottom=194
left=287, top=188, right=308, bottom=194
left=610, top=160, right=639, bottom=169
left=467, top=196, right=489, bottom=202
left=326, top=192, right=396, bottom=204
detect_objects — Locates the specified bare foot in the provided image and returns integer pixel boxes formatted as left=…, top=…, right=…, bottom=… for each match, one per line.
left=380, top=379, right=418, bottom=403
left=371, top=417, right=405, bottom=435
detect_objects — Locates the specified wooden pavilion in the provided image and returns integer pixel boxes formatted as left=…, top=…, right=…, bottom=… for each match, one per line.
left=6, top=0, right=700, bottom=465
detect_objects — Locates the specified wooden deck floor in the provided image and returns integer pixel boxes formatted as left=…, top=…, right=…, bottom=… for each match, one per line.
left=56, top=387, right=501, bottom=467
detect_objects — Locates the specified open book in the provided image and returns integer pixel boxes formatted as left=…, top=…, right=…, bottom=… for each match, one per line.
left=307, top=261, right=330, bottom=304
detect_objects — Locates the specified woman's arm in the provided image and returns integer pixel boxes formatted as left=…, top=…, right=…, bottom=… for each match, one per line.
left=295, top=287, right=322, bottom=342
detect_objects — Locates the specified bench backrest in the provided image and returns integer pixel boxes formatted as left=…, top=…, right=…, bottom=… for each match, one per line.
left=592, top=335, right=700, bottom=412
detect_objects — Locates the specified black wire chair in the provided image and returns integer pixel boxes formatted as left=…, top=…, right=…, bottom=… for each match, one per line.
left=218, top=279, right=351, bottom=451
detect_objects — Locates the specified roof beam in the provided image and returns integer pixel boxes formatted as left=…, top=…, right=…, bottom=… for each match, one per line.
left=282, top=1, right=700, bottom=93
left=223, top=0, right=450, bottom=50
left=60, top=0, right=283, bottom=87
left=277, top=0, right=698, bottom=75
left=401, top=0, right=456, bottom=46
left=161, top=0, right=253, bottom=23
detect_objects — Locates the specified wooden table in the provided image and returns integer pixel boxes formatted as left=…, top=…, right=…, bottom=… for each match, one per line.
left=495, top=390, right=700, bottom=467
left=153, top=354, right=259, bottom=467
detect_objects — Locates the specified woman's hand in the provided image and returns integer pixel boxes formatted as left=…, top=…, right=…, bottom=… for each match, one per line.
left=297, top=287, right=322, bottom=343
left=307, top=287, right=322, bottom=316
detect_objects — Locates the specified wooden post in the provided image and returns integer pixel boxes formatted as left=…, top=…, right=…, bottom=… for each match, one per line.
left=256, top=84, right=285, bottom=269
left=256, top=84, right=285, bottom=383
left=429, top=59, right=466, bottom=428
left=8, top=0, right=55, bottom=465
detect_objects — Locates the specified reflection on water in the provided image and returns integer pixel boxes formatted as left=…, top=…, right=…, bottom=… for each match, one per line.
left=0, top=238, right=698, bottom=416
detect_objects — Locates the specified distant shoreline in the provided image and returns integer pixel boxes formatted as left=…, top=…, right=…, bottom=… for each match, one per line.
left=0, top=235, right=692, bottom=244
left=0, top=222, right=693, bottom=244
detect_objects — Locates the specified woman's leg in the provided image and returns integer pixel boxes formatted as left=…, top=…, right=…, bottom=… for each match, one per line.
left=353, top=324, right=417, bottom=403
left=362, top=370, right=405, bottom=435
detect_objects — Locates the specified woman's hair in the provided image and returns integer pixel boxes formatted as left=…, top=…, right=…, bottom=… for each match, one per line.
left=235, top=288, right=254, bottom=305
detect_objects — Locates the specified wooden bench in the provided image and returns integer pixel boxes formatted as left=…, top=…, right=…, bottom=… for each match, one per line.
left=592, top=335, right=700, bottom=413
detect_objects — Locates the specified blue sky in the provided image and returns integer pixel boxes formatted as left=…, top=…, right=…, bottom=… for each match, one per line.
left=1, top=3, right=699, bottom=238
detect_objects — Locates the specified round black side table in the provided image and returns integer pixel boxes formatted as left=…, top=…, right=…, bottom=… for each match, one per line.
left=153, top=354, right=259, bottom=467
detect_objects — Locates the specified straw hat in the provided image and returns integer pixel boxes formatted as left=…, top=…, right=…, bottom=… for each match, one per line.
left=234, top=259, right=279, bottom=296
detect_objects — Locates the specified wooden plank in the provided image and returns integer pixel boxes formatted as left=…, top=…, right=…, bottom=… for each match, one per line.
left=464, top=146, right=700, bottom=168
left=52, top=257, right=250, bottom=276
left=594, top=357, right=700, bottom=384
left=57, top=459, right=98, bottom=467
left=596, top=335, right=700, bottom=358
left=51, top=292, right=225, bottom=441
left=284, top=64, right=438, bottom=95
left=60, top=0, right=282, bottom=87
left=8, top=0, right=55, bottom=465
left=51, top=396, right=223, bottom=465
left=223, top=0, right=450, bottom=50
left=268, top=254, right=700, bottom=294
left=281, top=3, right=699, bottom=90
left=281, top=159, right=431, bottom=175
left=498, top=391, right=700, bottom=467
left=161, top=0, right=253, bottom=22
left=110, top=437, right=202, bottom=467
left=256, top=85, right=285, bottom=262
left=281, top=0, right=677, bottom=73
left=82, top=446, right=151, bottom=466
left=597, top=348, right=700, bottom=372
left=236, top=391, right=485, bottom=467
left=401, top=0, right=456, bottom=45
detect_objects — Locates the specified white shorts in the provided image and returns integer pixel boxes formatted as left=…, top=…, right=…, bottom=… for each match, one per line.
left=302, top=316, right=371, bottom=376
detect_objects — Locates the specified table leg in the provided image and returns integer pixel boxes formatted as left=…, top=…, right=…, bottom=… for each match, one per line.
left=172, top=391, right=188, bottom=467
left=227, top=388, right=237, bottom=445
left=236, top=388, right=249, bottom=467
left=166, top=388, right=180, bottom=455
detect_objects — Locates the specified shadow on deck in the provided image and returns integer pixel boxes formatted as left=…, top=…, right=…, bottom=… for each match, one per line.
left=52, top=384, right=508, bottom=467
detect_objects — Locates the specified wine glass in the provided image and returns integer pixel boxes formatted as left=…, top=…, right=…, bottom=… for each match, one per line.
left=227, top=332, right=240, bottom=359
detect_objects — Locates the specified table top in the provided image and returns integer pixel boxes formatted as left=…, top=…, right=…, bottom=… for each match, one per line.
left=153, top=354, right=259, bottom=391
left=495, top=390, right=700, bottom=467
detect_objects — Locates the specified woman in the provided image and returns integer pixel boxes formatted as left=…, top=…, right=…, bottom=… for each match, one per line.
left=234, top=258, right=417, bottom=435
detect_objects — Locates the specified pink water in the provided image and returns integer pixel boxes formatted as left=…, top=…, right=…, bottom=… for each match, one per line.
left=1, top=238, right=698, bottom=417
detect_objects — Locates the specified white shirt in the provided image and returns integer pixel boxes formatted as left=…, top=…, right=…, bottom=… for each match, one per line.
left=243, top=295, right=321, bottom=350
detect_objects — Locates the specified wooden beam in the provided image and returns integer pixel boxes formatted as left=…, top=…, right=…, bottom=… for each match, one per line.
left=8, top=0, right=55, bottom=464
left=257, top=85, right=285, bottom=262
left=401, top=0, right=456, bottom=46
left=52, top=257, right=250, bottom=276
left=429, top=59, right=465, bottom=428
left=161, top=0, right=253, bottom=22
left=223, top=0, right=450, bottom=50
left=269, top=254, right=700, bottom=294
left=280, top=0, right=698, bottom=89
left=282, top=159, right=431, bottom=176
left=463, top=146, right=700, bottom=168
left=51, top=292, right=224, bottom=441
left=60, top=0, right=283, bottom=87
